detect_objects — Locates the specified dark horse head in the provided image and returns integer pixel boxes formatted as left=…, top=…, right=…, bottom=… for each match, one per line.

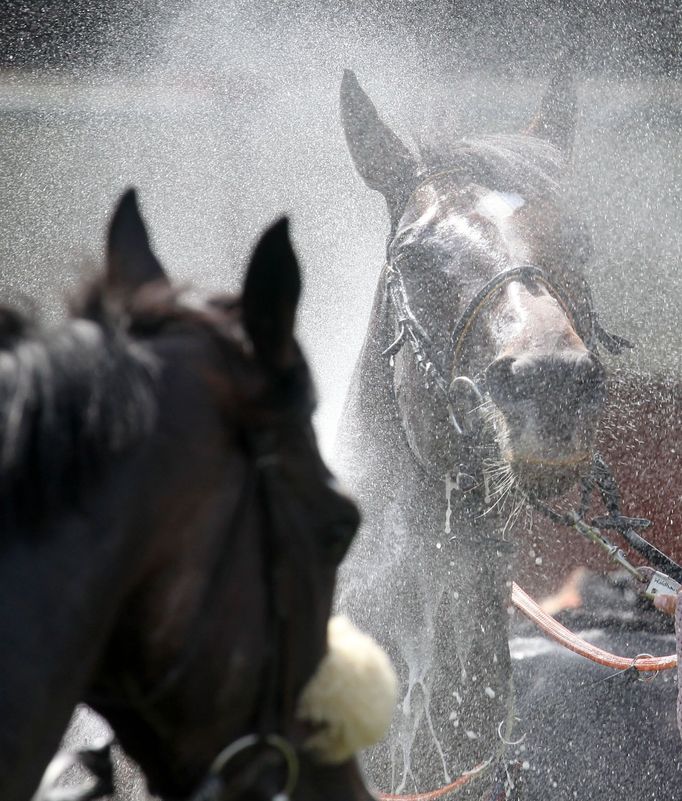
left=340, top=70, right=609, bottom=500
left=0, top=192, right=376, bottom=801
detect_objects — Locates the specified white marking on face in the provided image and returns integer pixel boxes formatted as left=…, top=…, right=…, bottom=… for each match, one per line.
left=436, top=212, right=487, bottom=247
left=475, top=190, right=526, bottom=221
left=412, top=203, right=439, bottom=230
left=506, top=282, right=530, bottom=329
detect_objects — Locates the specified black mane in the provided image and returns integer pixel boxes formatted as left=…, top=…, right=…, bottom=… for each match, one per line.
left=0, top=302, right=157, bottom=532
left=418, top=133, right=566, bottom=200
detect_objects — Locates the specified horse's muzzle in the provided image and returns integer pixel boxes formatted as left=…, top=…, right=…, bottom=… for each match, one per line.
left=486, top=352, right=606, bottom=497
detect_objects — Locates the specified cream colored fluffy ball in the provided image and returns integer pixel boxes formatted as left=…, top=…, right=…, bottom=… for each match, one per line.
left=296, top=615, right=398, bottom=764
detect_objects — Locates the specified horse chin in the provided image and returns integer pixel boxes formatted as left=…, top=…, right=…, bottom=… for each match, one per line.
left=507, top=454, right=591, bottom=500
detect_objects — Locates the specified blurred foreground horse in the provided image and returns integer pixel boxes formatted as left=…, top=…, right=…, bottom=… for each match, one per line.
left=0, top=192, right=394, bottom=801
left=335, top=70, right=680, bottom=799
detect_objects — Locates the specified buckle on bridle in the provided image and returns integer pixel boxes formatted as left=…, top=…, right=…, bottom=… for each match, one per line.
left=192, top=734, right=299, bottom=801
left=448, top=376, right=485, bottom=436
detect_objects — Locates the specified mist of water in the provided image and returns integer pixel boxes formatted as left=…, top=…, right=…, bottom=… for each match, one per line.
left=1, top=2, right=680, bottom=798
left=1, top=2, right=679, bottom=459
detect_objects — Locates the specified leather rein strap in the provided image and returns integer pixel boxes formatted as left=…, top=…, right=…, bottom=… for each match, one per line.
left=377, top=760, right=491, bottom=801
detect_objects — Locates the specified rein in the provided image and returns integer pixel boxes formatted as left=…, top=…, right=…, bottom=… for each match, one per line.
left=375, top=756, right=522, bottom=801
left=513, top=455, right=681, bottom=673
left=377, top=759, right=491, bottom=801
left=510, top=583, right=677, bottom=672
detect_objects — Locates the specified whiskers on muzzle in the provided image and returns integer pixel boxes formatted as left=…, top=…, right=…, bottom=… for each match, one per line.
left=481, top=456, right=528, bottom=536
left=479, top=395, right=593, bottom=502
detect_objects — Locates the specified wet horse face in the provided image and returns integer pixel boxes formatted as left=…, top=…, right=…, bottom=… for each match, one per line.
left=341, top=71, right=606, bottom=499
left=393, top=176, right=606, bottom=496
left=86, top=194, right=369, bottom=801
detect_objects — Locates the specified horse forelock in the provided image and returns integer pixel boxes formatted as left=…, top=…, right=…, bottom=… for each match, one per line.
left=0, top=299, right=158, bottom=534
left=416, top=133, right=566, bottom=202
left=391, top=134, right=571, bottom=281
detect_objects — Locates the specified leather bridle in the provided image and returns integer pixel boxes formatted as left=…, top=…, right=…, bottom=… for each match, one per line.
left=382, top=259, right=630, bottom=439
left=131, top=425, right=305, bottom=801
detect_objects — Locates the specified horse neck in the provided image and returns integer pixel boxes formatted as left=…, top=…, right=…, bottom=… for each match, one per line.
left=0, top=453, right=154, bottom=801
left=335, top=271, right=515, bottom=785
left=0, top=317, right=155, bottom=529
left=0, top=318, right=157, bottom=801
left=336, top=269, right=413, bottom=494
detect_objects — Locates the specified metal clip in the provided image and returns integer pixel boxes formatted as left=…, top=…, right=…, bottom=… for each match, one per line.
left=448, top=376, right=485, bottom=436
left=636, top=566, right=681, bottom=600
left=570, top=515, right=644, bottom=581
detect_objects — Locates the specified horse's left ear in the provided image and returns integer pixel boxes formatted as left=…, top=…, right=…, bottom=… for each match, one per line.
left=242, top=217, right=301, bottom=371
left=106, top=189, right=169, bottom=294
left=526, top=72, right=577, bottom=156
left=340, top=70, right=420, bottom=227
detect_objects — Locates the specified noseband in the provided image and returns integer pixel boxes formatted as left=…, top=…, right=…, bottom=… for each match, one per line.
left=382, top=260, right=631, bottom=438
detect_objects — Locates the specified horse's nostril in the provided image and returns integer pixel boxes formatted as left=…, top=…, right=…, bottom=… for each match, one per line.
left=486, top=356, right=531, bottom=403
left=486, top=353, right=606, bottom=408
left=577, top=356, right=606, bottom=393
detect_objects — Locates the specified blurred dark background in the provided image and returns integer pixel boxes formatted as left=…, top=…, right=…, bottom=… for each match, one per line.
left=0, top=0, right=679, bottom=75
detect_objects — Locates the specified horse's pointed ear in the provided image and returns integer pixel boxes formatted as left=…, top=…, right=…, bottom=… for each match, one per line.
left=340, top=69, right=420, bottom=226
left=526, top=72, right=577, bottom=156
left=242, top=217, right=301, bottom=371
left=106, top=189, right=168, bottom=294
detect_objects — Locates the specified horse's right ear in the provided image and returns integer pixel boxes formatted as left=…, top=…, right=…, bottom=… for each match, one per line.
left=242, top=217, right=301, bottom=372
left=106, top=189, right=169, bottom=294
left=340, top=69, right=420, bottom=227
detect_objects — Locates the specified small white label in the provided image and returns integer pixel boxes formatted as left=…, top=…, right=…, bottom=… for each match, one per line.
left=646, top=571, right=680, bottom=598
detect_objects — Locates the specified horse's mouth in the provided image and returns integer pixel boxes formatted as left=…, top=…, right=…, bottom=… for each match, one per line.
left=507, top=452, right=591, bottom=499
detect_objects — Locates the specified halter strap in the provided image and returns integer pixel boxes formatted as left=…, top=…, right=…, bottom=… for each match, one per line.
left=383, top=256, right=633, bottom=442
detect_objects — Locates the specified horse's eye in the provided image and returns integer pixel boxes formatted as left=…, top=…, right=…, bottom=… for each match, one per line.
left=322, top=501, right=360, bottom=564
